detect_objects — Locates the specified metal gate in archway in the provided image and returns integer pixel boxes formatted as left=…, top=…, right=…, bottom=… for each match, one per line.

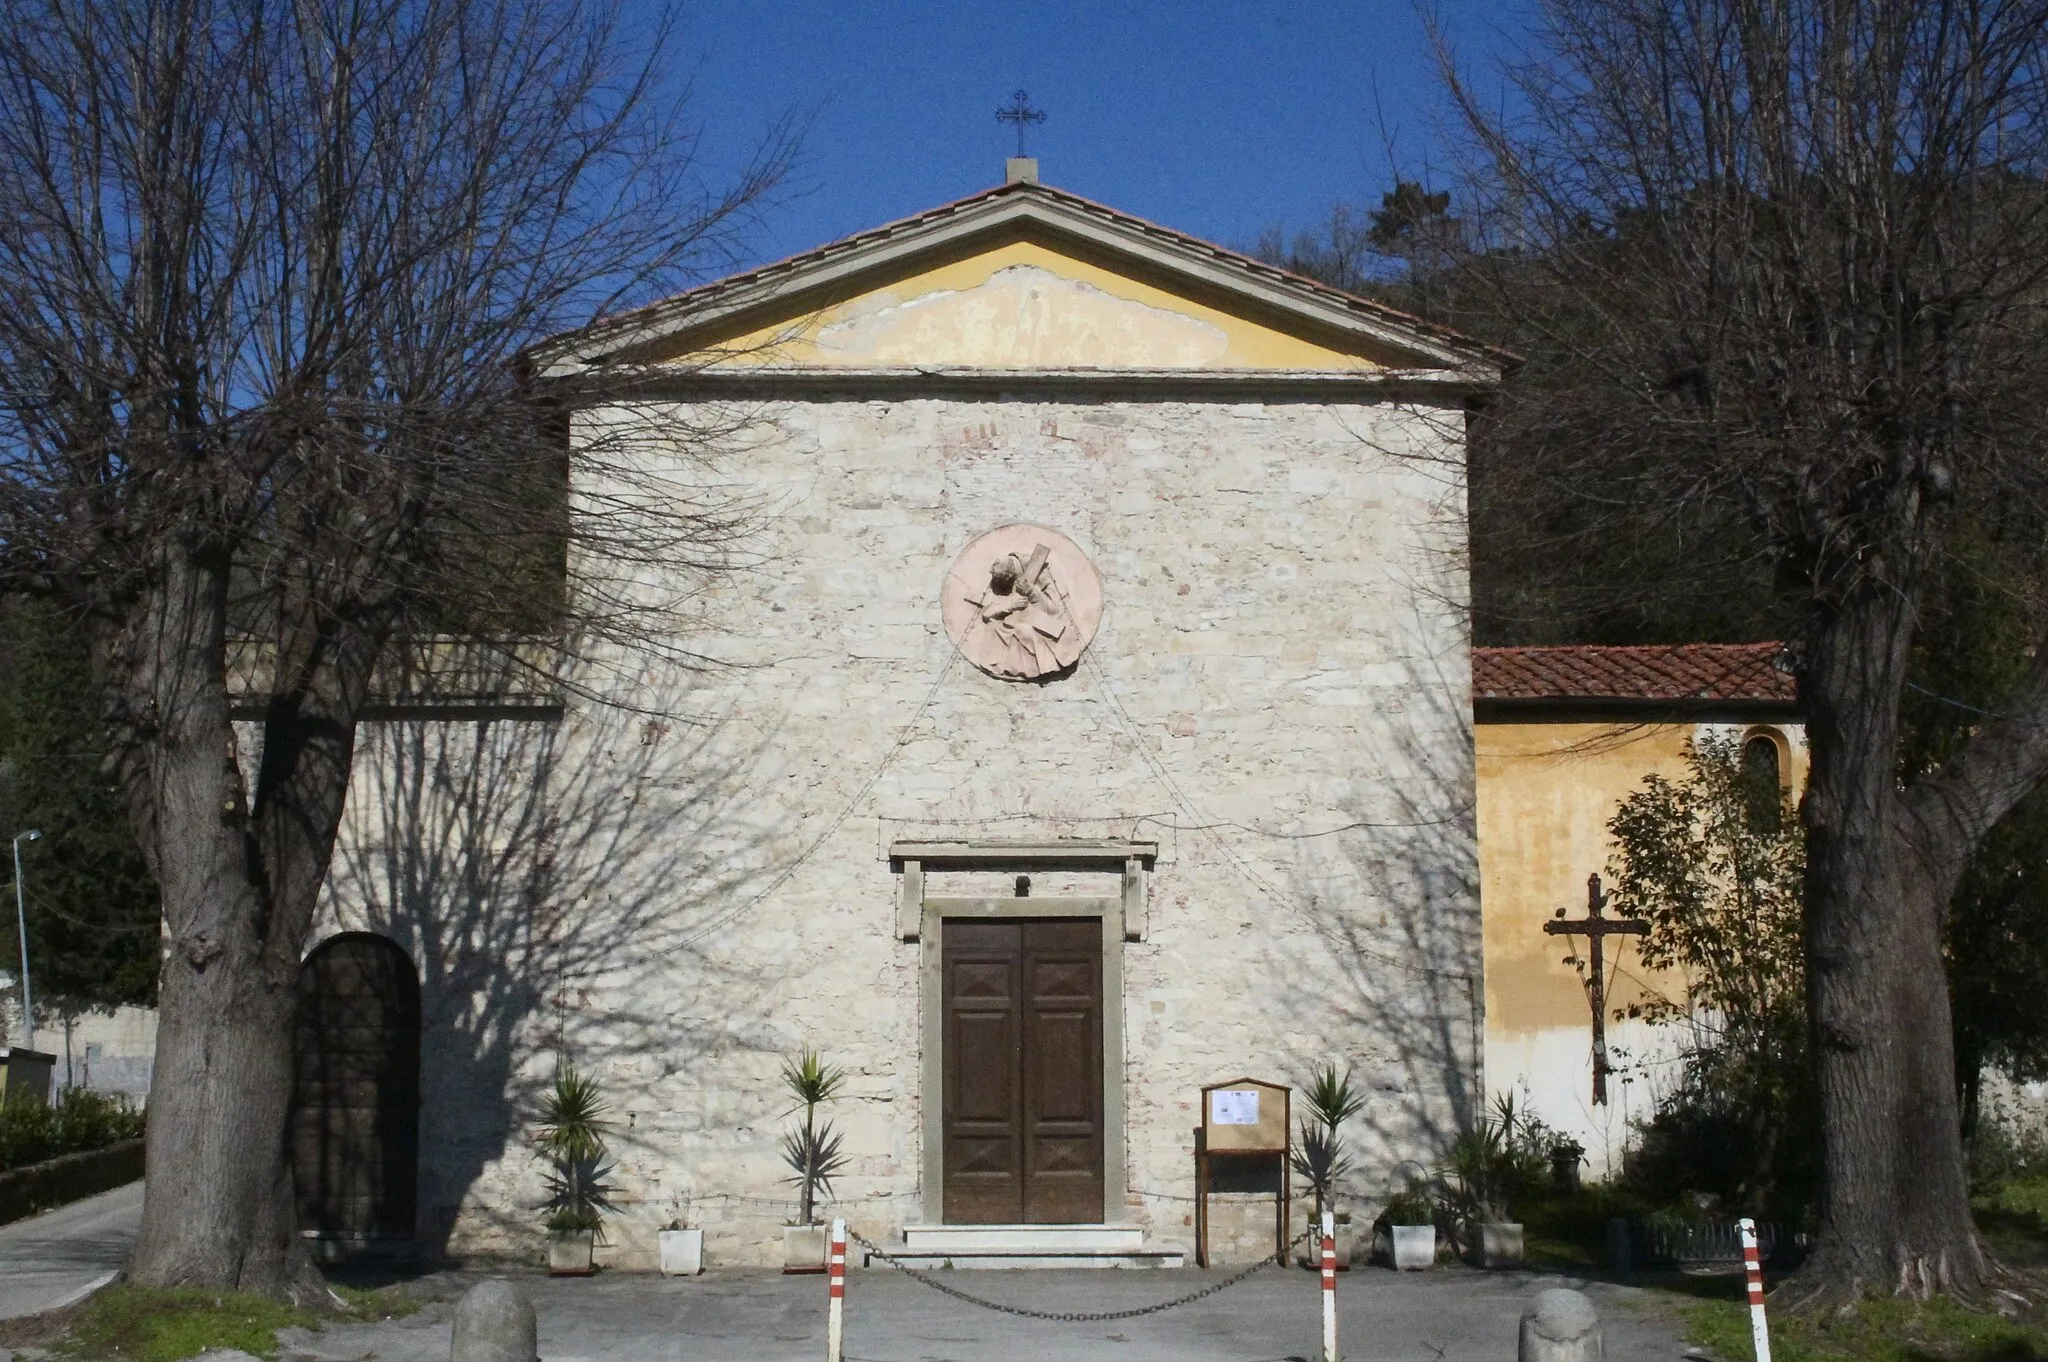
left=290, top=932, right=421, bottom=1240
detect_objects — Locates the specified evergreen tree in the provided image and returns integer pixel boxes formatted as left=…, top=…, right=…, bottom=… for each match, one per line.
left=0, top=600, right=160, bottom=1023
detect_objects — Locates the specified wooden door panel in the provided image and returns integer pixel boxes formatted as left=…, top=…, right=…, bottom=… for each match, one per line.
left=943, top=924, right=1023, bottom=1223
left=1021, top=920, right=1103, bottom=1224
left=950, top=1013, right=1015, bottom=1121
left=1031, top=1011, right=1094, bottom=1120
left=943, top=917, right=1104, bottom=1225
left=951, top=959, right=1012, bottom=999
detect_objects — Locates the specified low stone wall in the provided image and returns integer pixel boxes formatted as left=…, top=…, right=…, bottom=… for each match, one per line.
left=0, top=1139, right=144, bottom=1225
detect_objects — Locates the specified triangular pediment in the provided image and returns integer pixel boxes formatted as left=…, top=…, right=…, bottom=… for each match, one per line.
left=531, top=182, right=1502, bottom=385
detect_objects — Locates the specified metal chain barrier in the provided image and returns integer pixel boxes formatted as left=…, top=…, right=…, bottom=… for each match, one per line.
left=846, top=1225, right=1315, bottom=1323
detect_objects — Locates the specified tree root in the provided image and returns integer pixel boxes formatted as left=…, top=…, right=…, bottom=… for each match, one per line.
left=1770, top=1239, right=2042, bottom=1321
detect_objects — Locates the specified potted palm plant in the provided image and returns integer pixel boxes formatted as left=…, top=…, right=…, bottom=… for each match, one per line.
left=1440, top=1094, right=1537, bottom=1268
left=780, top=1047, right=848, bottom=1273
left=536, top=1065, right=618, bottom=1275
left=657, top=1191, right=703, bottom=1276
left=1289, top=1063, right=1364, bottom=1266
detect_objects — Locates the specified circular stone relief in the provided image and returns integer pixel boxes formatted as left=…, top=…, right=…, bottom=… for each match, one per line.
left=941, top=524, right=1104, bottom=681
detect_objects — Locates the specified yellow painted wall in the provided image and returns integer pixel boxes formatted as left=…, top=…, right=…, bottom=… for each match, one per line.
left=1477, top=718, right=1805, bottom=1167
left=650, top=238, right=1392, bottom=371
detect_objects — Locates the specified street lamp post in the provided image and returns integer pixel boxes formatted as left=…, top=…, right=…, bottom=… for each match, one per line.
left=11, top=830, right=38, bottom=1048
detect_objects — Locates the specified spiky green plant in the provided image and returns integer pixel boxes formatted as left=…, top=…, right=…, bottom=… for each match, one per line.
left=537, top=1065, right=609, bottom=1164
left=782, top=1048, right=849, bottom=1225
left=782, top=1048, right=845, bottom=1109
left=1303, top=1063, right=1365, bottom=1132
left=1434, top=1092, right=1555, bottom=1253
left=536, top=1065, right=616, bottom=1241
left=542, top=1153, right=620, bottom=1239
left=1291, top=1063, right=1363, bottom=1224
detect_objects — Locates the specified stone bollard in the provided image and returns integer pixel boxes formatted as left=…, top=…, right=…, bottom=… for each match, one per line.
left=451, top=1279, right=538, bottom=1362
left=1519, top=1287, right=1602, bottom=1362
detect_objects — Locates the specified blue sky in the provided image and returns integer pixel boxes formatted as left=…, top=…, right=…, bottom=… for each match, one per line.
left=671, top=2, right=1534, bottom=271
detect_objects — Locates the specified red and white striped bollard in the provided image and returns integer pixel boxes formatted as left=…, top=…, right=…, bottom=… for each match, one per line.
left=1320, top=1209, right=1338, bottom=1362
left=826, top=1217, right=846, bottom=1362
left=1738, top=1217, right=1771, bottom=1362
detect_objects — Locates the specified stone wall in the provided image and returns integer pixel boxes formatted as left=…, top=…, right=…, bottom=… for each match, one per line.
left=318, top=392, right=1481, bottom=1267
left=0, top=1002, right=157, bottom=1101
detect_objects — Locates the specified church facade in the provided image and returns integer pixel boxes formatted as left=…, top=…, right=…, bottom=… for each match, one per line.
left=301, top=174, right=1507, bottom=1268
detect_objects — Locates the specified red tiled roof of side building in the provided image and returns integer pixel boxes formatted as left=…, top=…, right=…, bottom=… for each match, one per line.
left=1472, top=643, right=1795, bottom=703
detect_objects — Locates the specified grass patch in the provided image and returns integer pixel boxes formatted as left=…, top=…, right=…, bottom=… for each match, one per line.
left=1975, top=1176, right=2048, bottom=1270
left=331, top=1283, right=423, bottom=1321
left=55, top=1282, right=422, bottom=1362
left=58, top=1286, right=317, bottom=1362
left=1683, top=1295, right=2048, bottom=1362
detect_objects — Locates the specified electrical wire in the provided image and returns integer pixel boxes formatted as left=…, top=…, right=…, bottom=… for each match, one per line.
left=1079, top=652, right=1474, bottom=983
left=662, top=644, right=958, bottom=954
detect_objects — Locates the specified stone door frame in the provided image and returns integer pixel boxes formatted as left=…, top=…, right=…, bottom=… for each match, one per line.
left=891, top=840, right=1155, bottom=1226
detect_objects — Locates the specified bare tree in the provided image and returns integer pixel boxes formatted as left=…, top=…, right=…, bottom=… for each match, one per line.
left=1436, top=0, right=2048, bottom=1303
left=0, top=0, right=789, bottom=1298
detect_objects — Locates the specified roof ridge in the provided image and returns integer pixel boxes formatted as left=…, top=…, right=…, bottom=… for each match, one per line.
left=536, top=178, right=1508, bottom=366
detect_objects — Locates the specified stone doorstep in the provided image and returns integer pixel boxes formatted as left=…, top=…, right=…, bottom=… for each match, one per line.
left=902, top=1223, right=1147, bottom=1252
left=868, top=1248, right=1187, bottom=1270
left=886, top=1224, right=1184, bottom=1269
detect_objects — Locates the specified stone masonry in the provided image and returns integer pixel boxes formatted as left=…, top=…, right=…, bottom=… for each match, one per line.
left=317, top=391, right=1482, bottom=1268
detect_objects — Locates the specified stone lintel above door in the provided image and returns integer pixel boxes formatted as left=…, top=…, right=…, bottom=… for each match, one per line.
left=888, top=840, right=1156, bottom=943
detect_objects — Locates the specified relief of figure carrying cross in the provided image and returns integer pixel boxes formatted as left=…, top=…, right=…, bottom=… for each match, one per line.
left=967, top=542, right=1080, bottom=678
left=940, top=523, right=1105, bottom=682
left=1544, top=872, right=1649, bottom=1105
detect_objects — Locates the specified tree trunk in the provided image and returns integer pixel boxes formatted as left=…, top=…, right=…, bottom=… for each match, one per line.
left=1793, top=587, right=1987, bottom=1303
left=115, top=549, right=329, bottom=1301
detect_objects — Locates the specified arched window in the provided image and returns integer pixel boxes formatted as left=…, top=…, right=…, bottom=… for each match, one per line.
left=1742, top=733, right=1785, bottom=832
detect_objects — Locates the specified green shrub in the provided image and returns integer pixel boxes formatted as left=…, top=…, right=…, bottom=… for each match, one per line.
left=0, top=1088, right=145, bottom=1172
left=1623, top=1092, right=1821, bottom=1226
left=1608, top=734, right=1816, bottom=1223
left=1517, top=1180, right=1656, bottom=1267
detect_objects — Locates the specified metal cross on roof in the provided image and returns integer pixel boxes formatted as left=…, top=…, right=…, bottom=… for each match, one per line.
left=997, top=89, right=1046, bottom=157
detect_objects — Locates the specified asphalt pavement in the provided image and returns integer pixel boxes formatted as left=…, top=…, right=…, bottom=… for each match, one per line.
left=0, top=1179, right=139, bottom=1320
left=0, top=1189, right=1701, bottom=1361
left=291, top=1262, right=1694, bottom=1362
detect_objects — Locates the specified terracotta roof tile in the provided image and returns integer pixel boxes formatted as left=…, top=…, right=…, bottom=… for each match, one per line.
left=1472, top=643, right=1795, bottom=703
left=538, top=179, right=1506, bottom=365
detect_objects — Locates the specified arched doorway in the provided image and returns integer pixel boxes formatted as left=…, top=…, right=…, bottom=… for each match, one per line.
left=291, top=933, right=420, bottom=1240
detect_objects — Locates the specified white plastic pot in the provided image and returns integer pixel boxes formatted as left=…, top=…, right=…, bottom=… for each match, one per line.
left=659, top=1227, right=704, bottom=1276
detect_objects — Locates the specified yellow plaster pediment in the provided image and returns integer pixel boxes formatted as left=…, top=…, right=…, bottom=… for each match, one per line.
left=661, top=240, right=1386, bottom=372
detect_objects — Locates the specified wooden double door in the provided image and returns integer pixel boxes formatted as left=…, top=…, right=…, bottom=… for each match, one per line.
left=942, top=918, right=1105, bottom=1223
